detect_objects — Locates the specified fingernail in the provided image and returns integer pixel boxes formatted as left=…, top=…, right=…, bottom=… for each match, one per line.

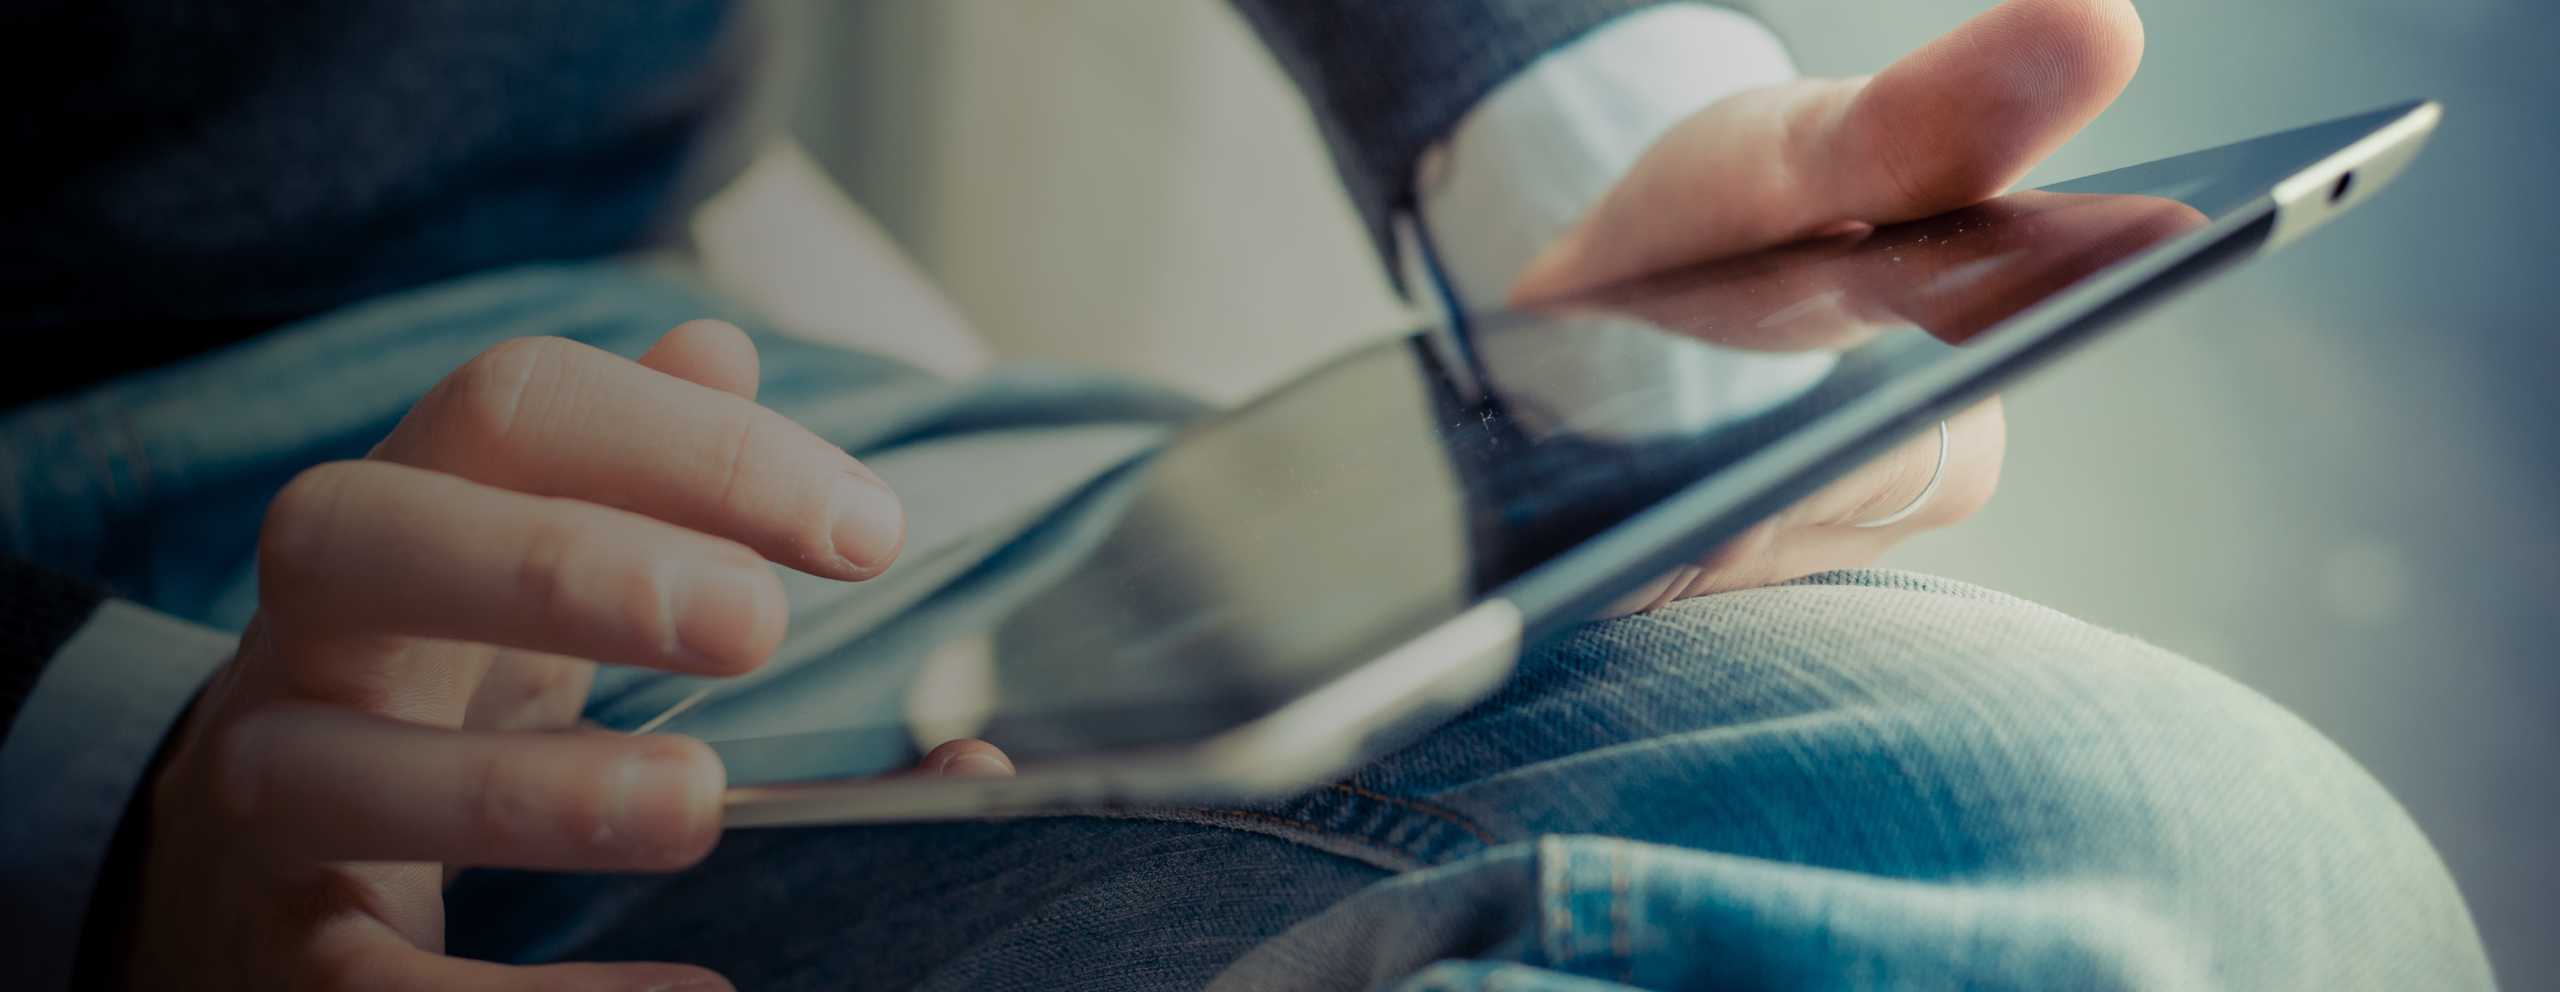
left=610, top=749, right=721, bottom=858
left=669, top=562, right=773, bottom=668
left=940, top=750, right=1015, bottom=779
left=829, top=472, right=904, bottom=571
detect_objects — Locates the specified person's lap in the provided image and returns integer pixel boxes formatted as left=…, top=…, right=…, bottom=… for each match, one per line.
left=448, top=569, right=2489, bottom=991
left=3, top=263, right=2491, bottom=990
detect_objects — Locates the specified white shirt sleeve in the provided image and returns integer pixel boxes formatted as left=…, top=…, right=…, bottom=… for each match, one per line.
left=1415, top=2, right=1799, bottom=312
left=0, top=601, right=236, bottom=992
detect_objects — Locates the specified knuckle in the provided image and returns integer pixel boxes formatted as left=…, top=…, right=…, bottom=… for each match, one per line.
left=260, top=462, right=370, bottom=576
left=510, top=505, right=593, bottom=632
left=445, top=336, right=587, bottom=454
left=475, top=737, right=630, bottom=859
left=207, top=704, right=289, bottom=829
left=712, top=412, right=762, bottom=519
left=479, top=652, right=590, bottom=720
left=464, top=739, right=553, bottom=852
left=511, top=655, right=585, bottom=699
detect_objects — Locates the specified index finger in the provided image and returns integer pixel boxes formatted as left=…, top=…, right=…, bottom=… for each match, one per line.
left=373, top=335, right=902, bottom=581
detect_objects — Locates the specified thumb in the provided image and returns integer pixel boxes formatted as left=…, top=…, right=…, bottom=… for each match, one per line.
left=1835, top=0, right=2146, bottom=221
left=1511, top=0, right=2144, bottom=303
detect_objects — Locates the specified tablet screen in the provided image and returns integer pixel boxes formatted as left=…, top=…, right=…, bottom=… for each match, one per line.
left=979, top=190, right=2208, bottom=752
left=741, top=106, right=2413, bottom=765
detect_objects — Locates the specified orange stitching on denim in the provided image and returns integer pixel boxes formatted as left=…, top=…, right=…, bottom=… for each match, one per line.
left=1315, top=781, right=1500, bottom=846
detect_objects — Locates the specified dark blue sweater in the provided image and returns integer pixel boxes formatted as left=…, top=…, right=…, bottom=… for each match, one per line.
left=0, top=0, right=750, bottom=407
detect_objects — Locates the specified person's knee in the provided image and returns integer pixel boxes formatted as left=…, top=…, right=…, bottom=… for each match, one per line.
left=1512, top=577, right=2392, bottom=852
left=1410, top=574, right=2489, bottom=987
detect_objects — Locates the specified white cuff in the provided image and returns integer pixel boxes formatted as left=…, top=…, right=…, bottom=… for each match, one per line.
left=1417, top=2, right=1798, bottom=312
left=0, top=600, right=236, bottom=992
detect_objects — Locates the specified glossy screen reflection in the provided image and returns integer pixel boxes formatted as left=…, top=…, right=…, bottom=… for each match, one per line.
left=968, top=185, right=2216, bottom=754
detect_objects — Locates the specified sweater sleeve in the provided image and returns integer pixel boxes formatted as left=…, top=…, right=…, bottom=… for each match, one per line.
left=0, top=556, right=111, bottom=742
left=0, top=559, right=237, bottom=992
left=1411, top=3, right=1797, bottom=310
left=1222, top=0, right=1671, bottom=275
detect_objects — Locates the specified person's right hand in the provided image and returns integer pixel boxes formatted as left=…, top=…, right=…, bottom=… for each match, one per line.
left=1509, top=0, right=2149, bottom=609
left=117, top=320, right=1006, bottom=991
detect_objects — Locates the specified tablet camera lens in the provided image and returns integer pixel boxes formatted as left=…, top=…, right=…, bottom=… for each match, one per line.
left=2330, top=171, right=2355, bottom=203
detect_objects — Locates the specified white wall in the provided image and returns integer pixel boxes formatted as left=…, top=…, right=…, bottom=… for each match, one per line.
left=789, top=0, right=1413, bottom=405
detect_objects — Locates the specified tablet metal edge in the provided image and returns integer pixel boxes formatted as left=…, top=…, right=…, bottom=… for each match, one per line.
left=1196, top=597, right=1524, bottom=785
left=1500, top=101, right=2441, bottom=629
left=2266, top=101, right=2441, bottom=252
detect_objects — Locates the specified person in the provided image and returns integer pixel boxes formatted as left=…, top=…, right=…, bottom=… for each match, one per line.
left=0, top=0, right=2493, bottom=989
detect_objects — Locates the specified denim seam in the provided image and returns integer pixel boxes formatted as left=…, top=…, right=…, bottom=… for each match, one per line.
left=1315, top=781, right=1501, bottom=847
left=1177, top=805, right=1431, bottom=870
left=1609, top=837, right=1632, bottom=985
left=1540, top=835, right=1571, bottom=967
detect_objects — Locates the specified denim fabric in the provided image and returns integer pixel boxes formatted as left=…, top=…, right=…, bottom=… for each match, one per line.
left=0, top=262, right=2492, bottom=990
left=1204, top=573, right=2494, bottom=990
left=448, top=572, right=2493, bottom=991
left=0, top=261, right=1204, bottom=630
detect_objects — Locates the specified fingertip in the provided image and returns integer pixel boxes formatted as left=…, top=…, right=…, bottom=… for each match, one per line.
left=920, top=738, right=1015, bottom=778
left=2032, top=0, right=2146, bottom=97
left=630, top=964, right=737, bottom=992
left=640, top=319, right=762, bottom=401
left=945, top=751, right=1015, bottom=778
left=1949, top=0, right=2144, bottom=88
left=608, top=735, right=728, bottom=868
left=665, top=556, right=787, bottom=675
left=380, top=950, right=737, bottom=992
left=1507, top=221, right=1595, bottom=306
left=2088, top=0, right=2147, bottom=67
left=1847, top=0, right=2146, bottom=220
left=826, top=471, right=906, bottom=578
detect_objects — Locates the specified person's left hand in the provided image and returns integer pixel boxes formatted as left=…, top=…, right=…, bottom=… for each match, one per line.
left=1518, top=0, right=2146, bottom=609
left=116, top=320, right=1011, bottom=992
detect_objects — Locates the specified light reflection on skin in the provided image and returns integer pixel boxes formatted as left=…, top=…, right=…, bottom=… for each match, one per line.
left=1536, top=190, right=2211, bottom=353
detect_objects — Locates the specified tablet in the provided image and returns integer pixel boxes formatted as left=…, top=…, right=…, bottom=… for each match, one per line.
left=722, top=100, right=2440, bottom=826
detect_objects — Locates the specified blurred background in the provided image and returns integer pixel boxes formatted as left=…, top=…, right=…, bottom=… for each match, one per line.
left=758, top=0, right=2555, bottom=984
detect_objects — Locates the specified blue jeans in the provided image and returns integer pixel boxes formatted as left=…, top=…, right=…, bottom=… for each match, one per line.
left=2, top=264, right=2493, bottom=990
